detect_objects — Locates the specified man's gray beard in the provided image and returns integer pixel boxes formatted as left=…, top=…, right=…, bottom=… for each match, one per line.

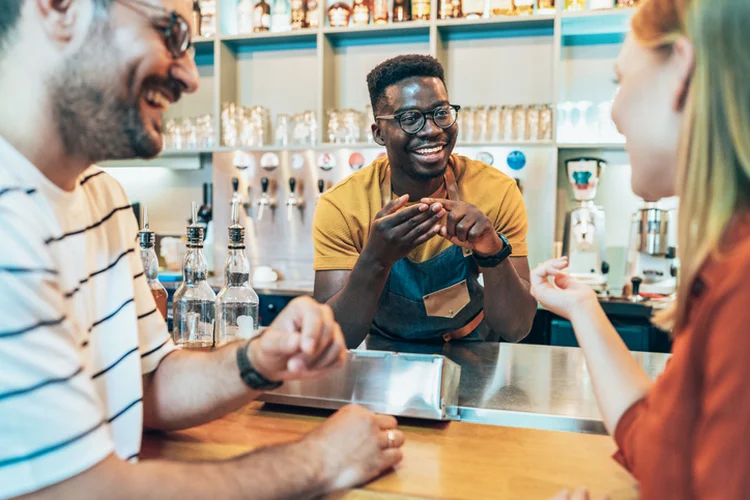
left=50, top=20, right=160, bottom=164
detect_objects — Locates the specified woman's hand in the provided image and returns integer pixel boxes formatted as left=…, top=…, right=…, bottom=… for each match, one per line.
left=530, top=257, right=599, bottom=321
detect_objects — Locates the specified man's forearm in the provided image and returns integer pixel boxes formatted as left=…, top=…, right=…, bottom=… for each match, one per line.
left=326, top=255, right=391, bottom=348
left=22, top=441, right=328, bottom=500
left=142, top=341, right=261, bottom=431
left=481, top=260, right=537, bottom=342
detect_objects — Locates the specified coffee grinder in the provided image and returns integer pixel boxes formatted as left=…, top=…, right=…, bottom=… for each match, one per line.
left=562, top=157, right=610, bottom=293
left=625, top=202, right=678, bottom=300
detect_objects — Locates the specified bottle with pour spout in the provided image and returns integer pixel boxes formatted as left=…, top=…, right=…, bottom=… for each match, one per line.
left=215, top=200, right=259, bottom=346
left=138, top=207, right=168, bottom=321
left=172, top=202, right=216, bottom=349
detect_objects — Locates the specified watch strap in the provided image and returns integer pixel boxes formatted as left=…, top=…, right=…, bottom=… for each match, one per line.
left=472, top=233, right=512, bottom=268
left=236, top=340, right=284, bottom=391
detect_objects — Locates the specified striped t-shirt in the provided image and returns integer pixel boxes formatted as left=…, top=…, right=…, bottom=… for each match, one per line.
left=0, top=136, right=175, bottom=499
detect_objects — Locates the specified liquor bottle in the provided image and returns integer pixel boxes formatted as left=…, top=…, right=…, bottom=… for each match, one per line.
left=439, top=0, right=462, bottom=18
left=191, top=1, right=202, bottom=36
left=490, top=0, right=513, bottom=15
left=271, top=0, right=292, bottom=31
left=589, top=0, right=614, bottom=9
left=462, top=0, right=484, bottom=17
left=215, top=201, right=259, bottom=346
left=253, top=0, right=272, bottom=31
left=172, top=203, right=217, bottom=349
left=138, top=207, right=168, bottom=321
left=393, top=0, right=411, bottom=21
left=513, top=0, right=534, bottom=14
left=352, top=0, right=371, bottom=24
left=199, top=0, right=216, bottom=36
left=291, top=0, right=308, bottom=29
left=411, top=0, right=430, bottom=20
left=373, top=0, right=389, bottom=23
left=328, top=1, right=352, bottom=27
left=306, top=0, right=320, bottom=27
left=238, top=0, right=254, bottom=33
left=536, top=0, right=555, bottom=14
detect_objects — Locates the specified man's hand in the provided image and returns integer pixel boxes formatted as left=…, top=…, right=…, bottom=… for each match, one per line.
left=302, top=404, right=405, bottom=491
left=421, top=198, right=503, bottom=257
left=248, top=296, right=347, bottom=382
left=362, top=194, right=446, bottom=267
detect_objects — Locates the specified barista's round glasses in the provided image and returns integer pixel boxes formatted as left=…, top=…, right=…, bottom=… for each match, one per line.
left=116, top=0, right=194, bottom=59
left=376, top=104, right=461, bottom=135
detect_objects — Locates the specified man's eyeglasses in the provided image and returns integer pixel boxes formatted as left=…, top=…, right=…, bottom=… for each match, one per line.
left=376, top=104, right=461, bottom=135
left=115, top=0, right=194, bottom=59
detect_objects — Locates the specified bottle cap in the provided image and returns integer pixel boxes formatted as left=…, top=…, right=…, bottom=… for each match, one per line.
left=228, top=199, right=245, bottom=249
left=187, top=201, right=204, bottom=247
left=138, top=206, right=155, bottom=249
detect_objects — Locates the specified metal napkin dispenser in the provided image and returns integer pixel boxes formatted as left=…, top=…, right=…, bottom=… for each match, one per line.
left=260, top=350, right=461, bottom=420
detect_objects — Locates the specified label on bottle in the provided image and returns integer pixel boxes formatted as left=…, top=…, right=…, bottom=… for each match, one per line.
left=462, top=0, right=484, bottom=15
left=352, top=5, right=370, bottom=24
left=373, top=0, right=389, bottom=21
left=411, top=0, right=430, bottom=19
left=306, top=0, right=320, bottom=26
left=254, top=7, right=271, bottom=28
left=490, top=0, right=512, bottom=14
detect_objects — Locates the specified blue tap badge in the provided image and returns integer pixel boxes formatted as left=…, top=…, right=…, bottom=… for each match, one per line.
left=507, top=150, right=526, bottom=171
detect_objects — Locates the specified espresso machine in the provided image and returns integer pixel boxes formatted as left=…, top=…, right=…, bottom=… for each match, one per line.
left=625, top=202, right=678, bottom=300
left=562, top=158, right=610, bottom=293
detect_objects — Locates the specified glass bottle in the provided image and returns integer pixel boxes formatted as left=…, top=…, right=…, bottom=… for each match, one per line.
left=138, top=207, right=168, bottom=321
left=373, top=0, right=389, bottom=23
left=328, top=2, right=352, bottom=26
left=291, top=0, right=307, bottom=28
left=589, top=0, right=614, bottom=9
left=306, top=0, right=320, bottom=27
left=352, top=0, right=371, bottom=25
left=462, top=0, right=484, bottom=18
left=253, top=0, right=272, bottom=31
left=513, top=0, right=534, bottom=15
left=271, top=0, right=292, bottom=32
left=490, top=0, right=513, bottom=15
left=439, top=0, right=462, bottom=19
left=172, top=203, right=216, bottom=349
left=393, top=0, right=411, bottom=21
left=411, top=0, right=430, bottom=20
left=565, top=0, right=586, bottom=10
left=617, top=0, right=636, bottom=6
left=216, top=201, right=259, bottom=346
left=199, top=0, right=216, bottom=37
left=238, top=0, right=254, bottom=33
left=191, top=1, right=202, bottom=37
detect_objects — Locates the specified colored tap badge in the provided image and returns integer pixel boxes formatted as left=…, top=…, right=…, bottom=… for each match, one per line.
left=506, top=151, right=526, bottom=171
left=318, top=153, right=336, bottom=171
left=260, top=152, right=280, bottom=171
left=291, top=153, right=305, bottom=170
left=477, top=151, right=495, bottom=166
left=349, top=152, right=365, bottom=170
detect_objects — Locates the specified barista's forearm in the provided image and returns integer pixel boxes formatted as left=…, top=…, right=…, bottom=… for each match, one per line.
left=326, top=254, right=391, bottom=348
left=481, top=260, right=536, bottom=342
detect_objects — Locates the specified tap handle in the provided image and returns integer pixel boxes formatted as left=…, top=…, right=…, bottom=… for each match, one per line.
left=318, top=179, right=325, bottom=194
left=261, top=177, right=269, bottom=194
left=232, top=177, right=239, bottom=193
left=289, top=177, right=296, bottom=194
left=631, top=277, right=643, bottom=297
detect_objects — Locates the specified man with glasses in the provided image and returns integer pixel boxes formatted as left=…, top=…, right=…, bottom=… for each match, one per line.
left=314, top=55, right=537, bottom=347
left=0, top=1, right=403, bottom=498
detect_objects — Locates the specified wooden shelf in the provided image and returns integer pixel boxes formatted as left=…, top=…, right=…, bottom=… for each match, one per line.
left=322, top=22, right=430, bottom=44
left=436, top=14, right=555, bottom=39
left=220, top=30, right=318, bottom=52
left=557, top=143, right=626, bottom=150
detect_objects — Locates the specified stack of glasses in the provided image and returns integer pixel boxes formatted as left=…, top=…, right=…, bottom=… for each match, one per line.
left=221, top=103, right=272, bottom=147
left=163, top=114, right=215, bottom=150
left=458, top=104, right=554, bottom=143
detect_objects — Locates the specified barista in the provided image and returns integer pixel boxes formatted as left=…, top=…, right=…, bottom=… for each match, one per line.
left=313, top=55, right=537, bottom=347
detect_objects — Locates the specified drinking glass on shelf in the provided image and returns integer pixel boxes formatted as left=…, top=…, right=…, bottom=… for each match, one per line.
left=221, top=103, right=237, bottom=147
left=462, top=106, right=475, bottom=142
left=573, top=100, right=594, bottom=143
left=556, top=101, right=575, bottom=143
left=184, top=118, right=199, bottom=149
left=512, top=105, right=527, bottom=141
left=327, top=110, right=341, bottom=143
left=526, top=105, right=541, bottom=141
left=540, top=104, right=553, bottom=141
left=364, top=105, right=374, bottom=143
left=305, top=110, right=319, bottom=145
left=488, top=106, right=501, bottom=142
left=163, top=118, right=176, bottom=149
left=474, top=106, right=489, bottom=142
left=343, top=109, right=361, bottom=143
left=500, top=105, right=513, bottom=141
left=198, top=114, right=215, bottom=148
left=276, top=114, right=290, bottom=146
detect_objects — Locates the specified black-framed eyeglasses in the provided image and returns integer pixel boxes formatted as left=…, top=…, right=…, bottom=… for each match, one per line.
left=115, top=0, right=194, bottom=59
left=376, top=104, right=461, bottom=135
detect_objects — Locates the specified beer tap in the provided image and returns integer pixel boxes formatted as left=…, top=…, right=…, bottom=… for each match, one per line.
left=317, top=180, right=326, bottom=201
left=286, top=177, right=305, bottom=222
left=231, top=177, right=252, bottom=218
left=256, top=177, right=277, bottom=221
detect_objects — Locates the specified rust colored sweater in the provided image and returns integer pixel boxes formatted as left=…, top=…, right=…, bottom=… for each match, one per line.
left=614, top=215, right=750, bottom=500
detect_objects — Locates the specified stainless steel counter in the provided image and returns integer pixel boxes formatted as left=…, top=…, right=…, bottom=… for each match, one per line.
left=160, top=277, right=313, bottom=297
left=361, top=336, right=670, bottom=434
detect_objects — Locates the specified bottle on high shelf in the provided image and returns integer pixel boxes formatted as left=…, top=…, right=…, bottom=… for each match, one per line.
left=461, top=0, right=484, bottom=17
left=565, top=0, right=586, bottom=11
left=172, top=203, right=216, bottom=350
left=490, top=0, right=513, bottom=16
left=215, top=200, right=259, bottom=346
left=199, top=0, right=216, bottom=36
left=512, top=0, right=534, bottom=15
left=589, top=0, right=614, bottom=8
left=352, top=0, right=372, bottom=24
left=253, top=0, right=272, bottom=31
left=393, top=0, right=411, bottom=21
left=271, top=0, right=292, bottom=32
left=373, top=0, right=389, bottom=23
left=536, top=0, right=555, bottom=14
left=190, top=1, right=202, bottom=36
left=411, top=0, right=430, bottom=20
left=306, top=0, right=320, bottom=27
left=238, top=0, right=255, bottom=33
left=138, top=207, right=168, bottom=321
left=439, top=0, right=462, bottom=19
left=291, top=0, right=308, bottom=29
left=328, top=1, right=352, bottom=27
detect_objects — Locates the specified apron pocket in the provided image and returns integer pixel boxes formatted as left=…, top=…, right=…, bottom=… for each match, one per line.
left=423, top=280, right=471, bottom=319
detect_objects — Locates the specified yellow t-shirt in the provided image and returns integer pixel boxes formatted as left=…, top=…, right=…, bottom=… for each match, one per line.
left=313, top=154, right=528, bottom=271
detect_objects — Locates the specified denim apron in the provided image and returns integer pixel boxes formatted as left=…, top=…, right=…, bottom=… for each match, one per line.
left=370, top=164, right=494, bottom=342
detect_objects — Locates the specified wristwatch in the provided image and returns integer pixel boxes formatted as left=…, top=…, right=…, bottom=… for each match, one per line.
left=472, top=233, right=512, bottom=268
left=236, top=339, right=284, bottom=391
